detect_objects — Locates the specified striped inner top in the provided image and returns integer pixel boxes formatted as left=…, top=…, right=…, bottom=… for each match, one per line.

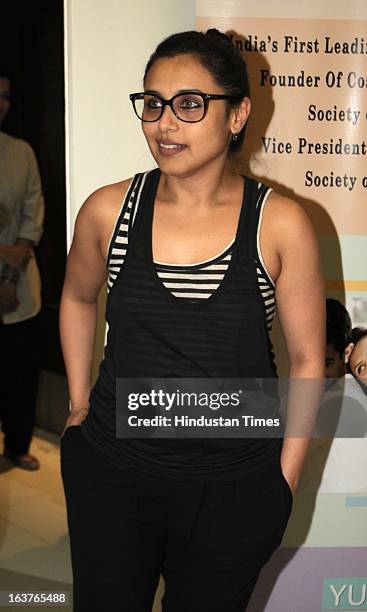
left=107, top=177, right=276, bottom=331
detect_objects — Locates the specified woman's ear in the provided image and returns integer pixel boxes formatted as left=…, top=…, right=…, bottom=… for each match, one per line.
left=344, top=342, right=355, bottom=364
left=231, top=97, right=251, bottom=136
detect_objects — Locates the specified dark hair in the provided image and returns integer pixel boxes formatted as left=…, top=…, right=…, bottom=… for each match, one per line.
left=326, top=298, right=352, bottom=356
left=143, top=29, right=250, bottom=154
left=351, top=327, right=367, bottom=346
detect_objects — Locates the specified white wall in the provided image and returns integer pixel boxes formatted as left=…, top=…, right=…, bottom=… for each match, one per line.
left=65, top=0, right=196, bottom=243
left=64, top=0, right=195, bottom=382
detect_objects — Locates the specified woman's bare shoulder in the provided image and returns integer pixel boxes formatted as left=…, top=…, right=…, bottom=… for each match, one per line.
left=71, top=178, right=134, bottom=263
left=265, top=190, right=307, bottom=223
left=80, top=177, right=134, bottom=221
left=263, top=190, right=317, bottom=251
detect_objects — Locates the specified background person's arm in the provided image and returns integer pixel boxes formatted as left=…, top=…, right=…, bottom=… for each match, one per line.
left=1, top=143, right=44, bottom=281
left=1, top=238, right=34, bottom=283
left=18, top=143, right=44, bottom=245
left=0, top=241, right=33, bottom=273
left=269, top=193, right=326, bottom=495
left=0, top=239, right=34, bottom=314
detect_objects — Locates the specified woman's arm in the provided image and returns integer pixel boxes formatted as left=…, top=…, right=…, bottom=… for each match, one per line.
left=59, top=186, right=118, bottom=429
left=268, top=194, right=326, bottom=494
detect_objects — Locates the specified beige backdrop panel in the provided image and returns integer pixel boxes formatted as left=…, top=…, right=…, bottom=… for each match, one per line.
left=197, top=0, right=366, bottom=20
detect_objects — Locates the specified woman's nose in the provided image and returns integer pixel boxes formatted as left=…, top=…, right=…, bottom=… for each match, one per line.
left=158, top=103, right=178, bottom=131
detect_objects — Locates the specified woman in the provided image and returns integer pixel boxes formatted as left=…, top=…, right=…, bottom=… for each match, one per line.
left=59, top=30, right=325, bottom=612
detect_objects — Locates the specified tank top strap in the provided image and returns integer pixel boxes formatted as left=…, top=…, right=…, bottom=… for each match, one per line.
left=254, top=181, right=273, bottom=235
left=108, top=168, right=159, bottom=270
left=127, top=168, right=161, bottom=262
left=238, top=177, right=271, bottom=266
left=105, top=171, right=145, bottom=269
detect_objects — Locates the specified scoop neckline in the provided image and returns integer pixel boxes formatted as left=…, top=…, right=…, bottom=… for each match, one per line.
left=147, top=170, right=248, bottom=309
left=153, top=236, right=236, bottom=269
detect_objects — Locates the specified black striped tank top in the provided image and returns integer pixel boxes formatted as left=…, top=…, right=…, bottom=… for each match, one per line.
left=106, top=171, right=276, bottom=332
left=81, top=169, right=282, bottom=481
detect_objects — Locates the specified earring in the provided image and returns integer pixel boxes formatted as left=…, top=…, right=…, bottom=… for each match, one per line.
left=232, top=132, right=239, bottom=141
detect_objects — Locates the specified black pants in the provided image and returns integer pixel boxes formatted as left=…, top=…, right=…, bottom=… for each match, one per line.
left=0, top=313, right=41, bottom=455
left=61, top=426, right=293, bottom=612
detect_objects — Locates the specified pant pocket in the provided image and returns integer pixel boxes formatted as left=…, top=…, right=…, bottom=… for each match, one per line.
left=278, top=463, right=294, bottom=516
left=60, top=425, right=93, bottom=480
left=199, top=469, right=286, bottom=563
left=60, top=424, right=81, bottom=443
left=60, top=425, right=96, bottom=492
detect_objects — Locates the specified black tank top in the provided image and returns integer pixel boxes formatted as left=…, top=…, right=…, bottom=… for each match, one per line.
left=80, top=168, right=283, bottom=481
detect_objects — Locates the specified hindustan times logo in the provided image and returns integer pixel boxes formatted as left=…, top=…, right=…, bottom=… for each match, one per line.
left=127, top=389, right=241, bottom=411
left=323, top=578, right=367, bottom=610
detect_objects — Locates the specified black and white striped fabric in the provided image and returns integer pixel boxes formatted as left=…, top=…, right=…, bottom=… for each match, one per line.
left=107, top=173, right=276, bottom=331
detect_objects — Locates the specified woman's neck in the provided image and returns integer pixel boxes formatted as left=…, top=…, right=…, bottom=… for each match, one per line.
left=157, top=162, right=241, bottom=212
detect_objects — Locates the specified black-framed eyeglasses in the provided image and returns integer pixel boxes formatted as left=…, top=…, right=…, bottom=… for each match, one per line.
left=129, top=91, right=233, bottom=123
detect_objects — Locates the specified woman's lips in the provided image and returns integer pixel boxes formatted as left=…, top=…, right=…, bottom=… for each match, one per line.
left=157, top=141, right=187, bottom=156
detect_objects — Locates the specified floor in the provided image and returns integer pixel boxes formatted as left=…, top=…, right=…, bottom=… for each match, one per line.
left=0, top=427, right=72, bottom=610
left=0, top=427, right=164, bottom=612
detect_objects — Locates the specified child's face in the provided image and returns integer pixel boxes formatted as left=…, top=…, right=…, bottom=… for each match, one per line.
left=349, top=336, right=367, bottom=383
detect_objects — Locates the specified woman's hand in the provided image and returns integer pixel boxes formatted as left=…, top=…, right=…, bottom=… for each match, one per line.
left=0, top=244, right=33, bottom=269
left=282, top=469, right=298, bottom=497
left=61, top=408, right=89, bottom=438
left=280, top=437, right=314, bottom=498
left=0, top=280, right=19, bottom=314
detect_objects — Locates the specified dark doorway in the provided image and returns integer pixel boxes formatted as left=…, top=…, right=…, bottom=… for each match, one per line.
left=1, top=0, right=67, bottom=430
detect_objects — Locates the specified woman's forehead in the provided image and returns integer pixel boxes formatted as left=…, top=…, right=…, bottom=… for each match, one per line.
left=144, top=55, right=217, bottom=90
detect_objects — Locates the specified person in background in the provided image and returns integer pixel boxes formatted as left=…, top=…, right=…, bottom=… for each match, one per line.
left=325, top=298, right=354, bottom=382
left=299, top=299, right=367, bottom=493
left=0, top=69, right=44, bottom=470
left=319, top=299, right=366, bottom=434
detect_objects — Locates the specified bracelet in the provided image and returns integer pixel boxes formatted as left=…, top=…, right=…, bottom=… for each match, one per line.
left=69, top=402, right=89, bottom=414
left=1, top=278, right=16, bottom=284
left=1, top=266, right=20, bottom=282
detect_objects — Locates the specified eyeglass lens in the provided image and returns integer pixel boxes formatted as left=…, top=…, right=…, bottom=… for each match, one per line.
left=134, top=93, right=206, bottom=122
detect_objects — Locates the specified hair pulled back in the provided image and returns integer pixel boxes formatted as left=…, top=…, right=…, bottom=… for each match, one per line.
left=143, top=29, right=250, bottom=153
